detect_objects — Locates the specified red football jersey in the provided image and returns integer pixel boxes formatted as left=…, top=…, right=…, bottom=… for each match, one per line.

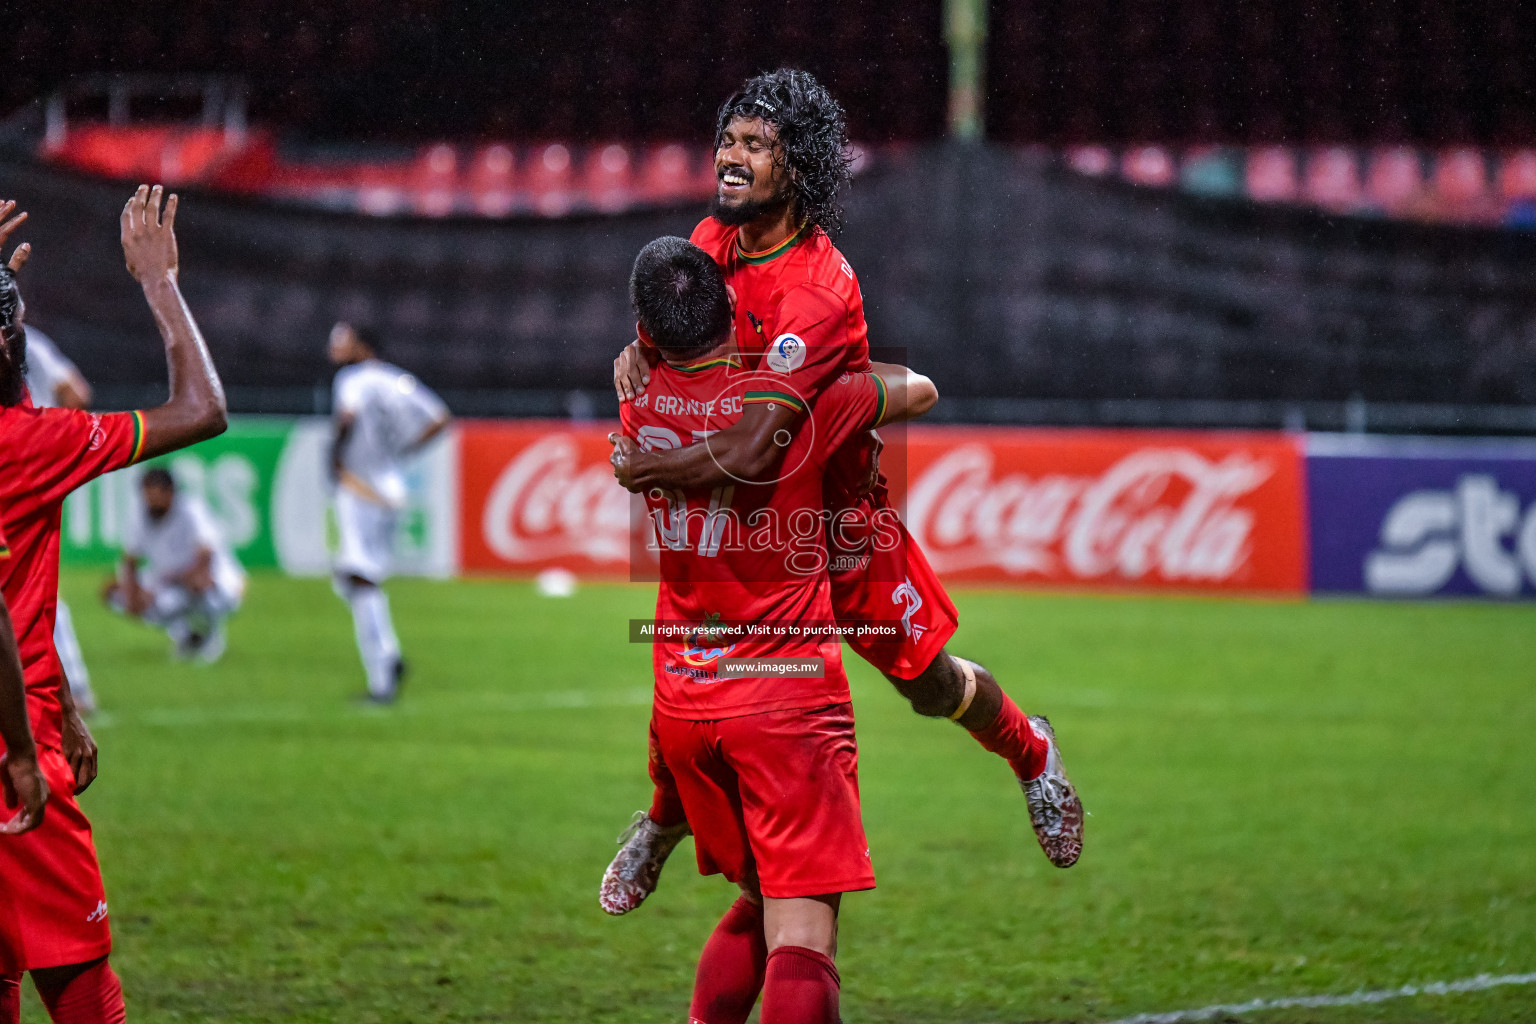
left=620, top=352, right=887, bottom=720
left=0, top=406, right=146, bottom=749
left=690, top=217, right=886, bottom=519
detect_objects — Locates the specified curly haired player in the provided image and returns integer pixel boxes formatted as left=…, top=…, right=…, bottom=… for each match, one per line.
left=604, top=69, right=1083, bottom=917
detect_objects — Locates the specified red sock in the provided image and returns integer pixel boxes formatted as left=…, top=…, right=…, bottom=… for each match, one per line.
left=759, top=946, right=839, bottom=1024
left=34, top=959, right=125, bottom=1024
left=971, top=693, right=1048, bottom=781
left=648, top=729, right=688, bottom=829
left=0, top=974, right=20, bottom=1024
left=688, top=896, right=767, bottom=1024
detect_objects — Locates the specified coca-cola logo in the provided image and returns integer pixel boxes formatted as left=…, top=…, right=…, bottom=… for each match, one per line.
left=906, top=445, right=1274, bottom=582
left=482, top=435, right=632, bottom=564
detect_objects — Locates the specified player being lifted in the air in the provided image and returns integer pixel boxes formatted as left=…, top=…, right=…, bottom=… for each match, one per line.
left=619, top=235, right=939, bottom=1023
left=327, top=322, right=451, bottom=705
left=604, top=68, right=1083, bottom=916
left=23, top=326, right=98, bottom=715
left=0, top=186, right=227, bottom=1023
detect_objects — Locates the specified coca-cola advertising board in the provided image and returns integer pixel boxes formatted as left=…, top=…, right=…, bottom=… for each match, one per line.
left=458, top=421, right=1310, bottom=593
left=890, top=428, right=1308, bottom=593
left=460, top=420, right=639, bottom=577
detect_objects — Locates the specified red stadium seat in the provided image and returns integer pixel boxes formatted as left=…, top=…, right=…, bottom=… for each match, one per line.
left=1303, top=147, right=1361, bottom=210
left=411, top=144, right=459, bottom=217
left=1364, top=147, right=1423, bottom=211
left=584, top=143, right=634, bottom=213
left=639, top=144, right=696, bottom=203
left=467, top=144, right=519, bottom=217
left=527, top=143, right=576, bottom=217
left=1246, top=147, right=1299, bottom=201
left=1497, top=150, right=1536, bottom=201
left=1434, top=148, right=1488, bottom=204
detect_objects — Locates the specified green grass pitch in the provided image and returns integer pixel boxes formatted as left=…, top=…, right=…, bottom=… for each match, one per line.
left=22, top=570, right=1536, bottom=1023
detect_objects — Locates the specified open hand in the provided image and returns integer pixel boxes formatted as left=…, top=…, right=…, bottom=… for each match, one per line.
left=120, top=185, right=179, bottom=284
left=0, top=199, right=30, bottom=274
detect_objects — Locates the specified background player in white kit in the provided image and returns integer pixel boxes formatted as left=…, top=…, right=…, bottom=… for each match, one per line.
left=23, top=325, right=98, bottom=713
left=327, top=322, right=450, bottom=705
left=103, top=467, right=246, bottom=663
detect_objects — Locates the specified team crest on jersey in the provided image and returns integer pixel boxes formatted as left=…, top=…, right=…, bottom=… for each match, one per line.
left=745, top=310, right=764, bottom=335
left=766, top=333, right=806, bottom=374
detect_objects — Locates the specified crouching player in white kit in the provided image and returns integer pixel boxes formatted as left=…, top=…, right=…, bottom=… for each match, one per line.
left=23, top=326, right=98, bottom=713
left=103, top=467, right=246, bottom=662
left=327, top=322, right=450, bottom=705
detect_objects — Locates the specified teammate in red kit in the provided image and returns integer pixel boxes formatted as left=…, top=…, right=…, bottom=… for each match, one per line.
left=603, top=69, right=1083, bottom=916
left=617, top=235, right=938, bottom=1024
left=0, top=187, right=227, bottom=1024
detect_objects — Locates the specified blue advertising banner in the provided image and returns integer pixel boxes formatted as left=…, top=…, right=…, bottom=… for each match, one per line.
left=1307, top=434, right=1536, bottom=598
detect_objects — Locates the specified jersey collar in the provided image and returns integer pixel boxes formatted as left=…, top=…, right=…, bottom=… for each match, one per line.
left=735, top=221, right=810, bottom=265
left=669, top=350, right=742, bottom=373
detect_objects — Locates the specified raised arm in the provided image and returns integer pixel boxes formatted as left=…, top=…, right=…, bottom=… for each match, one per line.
left=121, top=186, right=228, bottom=460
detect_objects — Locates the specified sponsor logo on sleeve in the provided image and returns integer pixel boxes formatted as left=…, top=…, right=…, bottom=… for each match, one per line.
left=765, top=333, right=806, bottom=374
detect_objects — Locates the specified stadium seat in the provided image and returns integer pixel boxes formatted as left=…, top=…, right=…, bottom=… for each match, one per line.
left=1246, top=147, right=1299, bottom=202
left=467, top=144, right=520, bottom=218
left=639, top=144, right=695, bottom=203
left=1303, top=147, right=1362, bottom=210
left=1364, top=147, right=1423, bottom=212
left=411, top=144, right=459, bottom=218
left=527, top=143, right=576, bottom=217
left=1497, top=150, right=1536, bottom=201
left=584, top=143, right=634, bottom=213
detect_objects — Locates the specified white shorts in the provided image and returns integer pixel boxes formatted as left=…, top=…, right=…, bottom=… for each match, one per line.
left=334, top=488, right=399, bottom=586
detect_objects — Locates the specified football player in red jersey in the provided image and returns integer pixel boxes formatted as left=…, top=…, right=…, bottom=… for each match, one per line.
left=617, top=235, right=938, bottom=1024
left=603, top=69, right=1083, bottom=916
left=0, top=208, right=50, bottom=850
left=0, top=187, right=227, bottom=1024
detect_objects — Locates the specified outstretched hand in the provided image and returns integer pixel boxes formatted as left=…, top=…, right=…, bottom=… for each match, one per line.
left=0, top=199, right=30, bottom=274
left=120, top=185, right=179, bottom=284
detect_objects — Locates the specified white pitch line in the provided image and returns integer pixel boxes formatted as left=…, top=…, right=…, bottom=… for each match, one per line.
left=1098, top=970, right=1536, bottom=1024
left=113, top=688, right=653, bottom=728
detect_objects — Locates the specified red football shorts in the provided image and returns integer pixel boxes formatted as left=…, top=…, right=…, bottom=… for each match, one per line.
left=0, top=745, right=112, bottom=971
left=650, top=704, right=875, bottom=900
left=831, top=518, right=959, bottom=681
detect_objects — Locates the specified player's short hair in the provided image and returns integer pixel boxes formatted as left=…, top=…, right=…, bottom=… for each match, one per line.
left=351, top=323, right=383, bottom=355
left=630, top=236, right=732, bottom=361
left=715, top=68, right=854, bottom=239
left=141, top=466, right=175, bottom=491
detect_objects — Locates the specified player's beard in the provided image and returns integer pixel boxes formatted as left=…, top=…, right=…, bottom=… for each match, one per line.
left=711, top=182, right=795, bottom=227
left=0, top=325, right=27, bottom=407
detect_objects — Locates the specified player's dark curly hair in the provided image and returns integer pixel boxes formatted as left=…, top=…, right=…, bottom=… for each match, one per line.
left=630, top=236, right=732, bottom=360
left=715, top=68, right=854, bottom=240
left=0, top=266, right=27, bottom=406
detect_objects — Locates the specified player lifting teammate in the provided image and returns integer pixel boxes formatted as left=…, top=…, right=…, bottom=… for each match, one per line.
left=621, top=235, right=939, bottom=1023
left=0, top=187, right=227, bottom=1023
left=604, top=69, right=1083, bottom=915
